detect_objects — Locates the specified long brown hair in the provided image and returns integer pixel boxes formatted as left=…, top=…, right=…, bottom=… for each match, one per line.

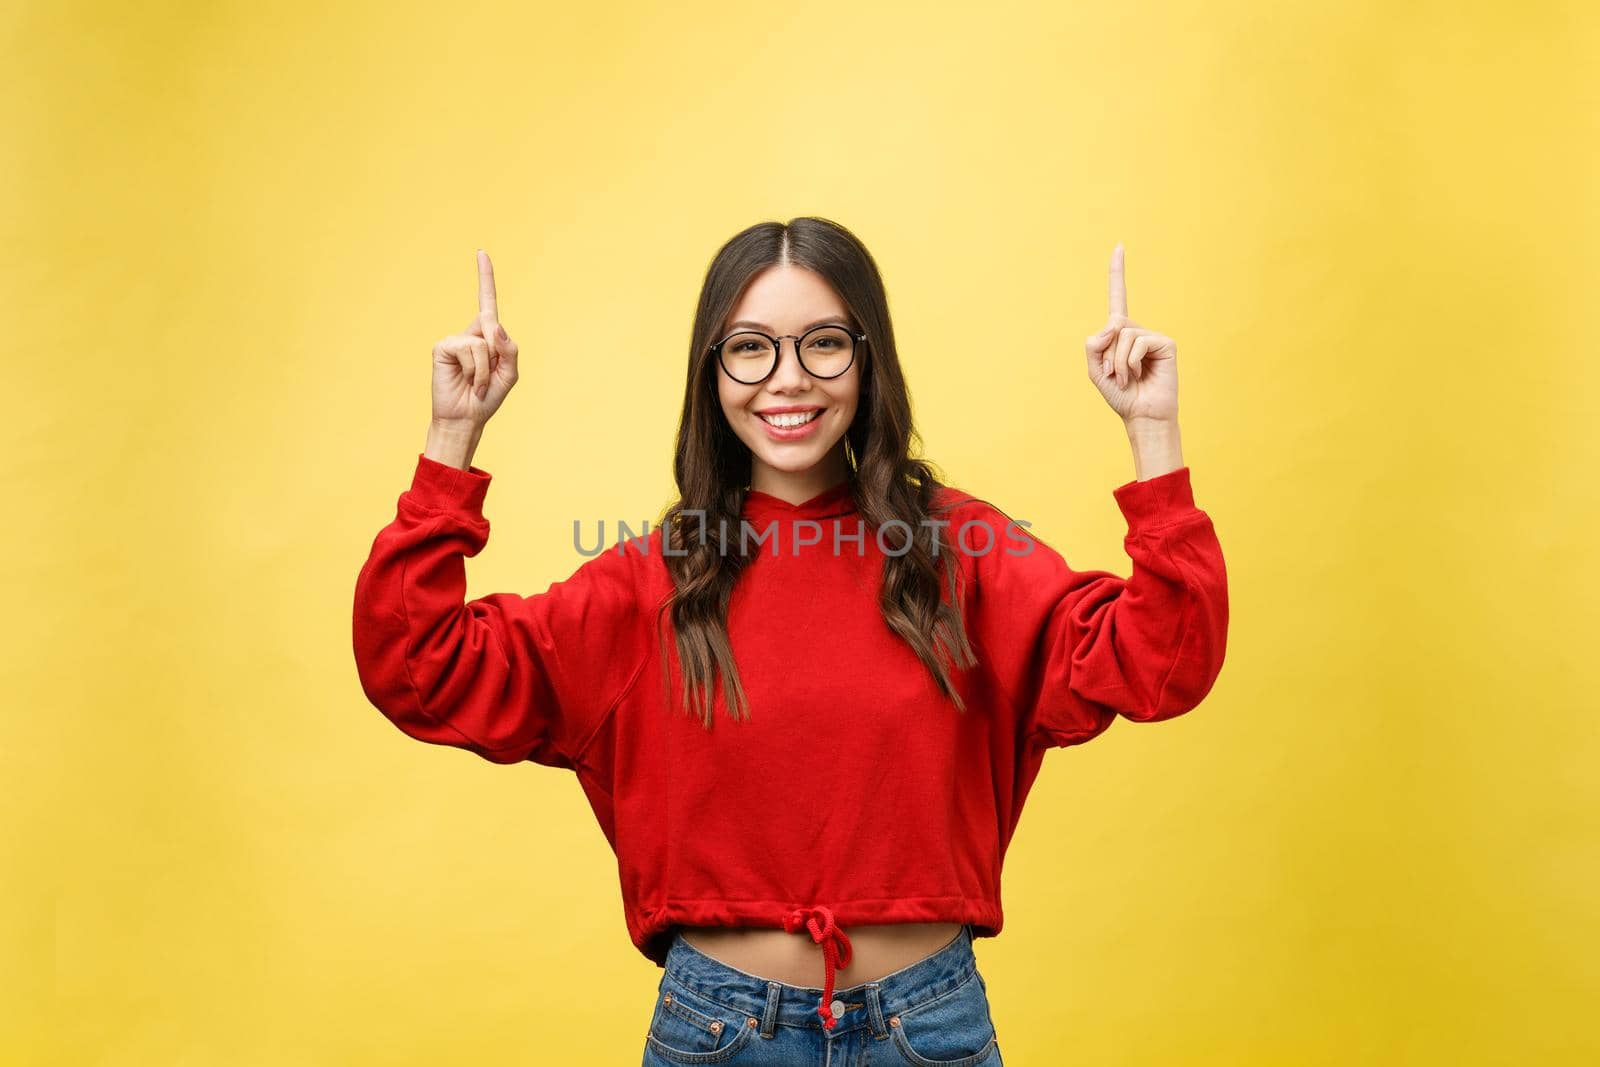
left=657, top=217, right=977, bottom=728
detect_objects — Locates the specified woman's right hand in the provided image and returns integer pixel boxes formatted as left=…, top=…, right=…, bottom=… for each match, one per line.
left=431, top=249, right=520, bottom=427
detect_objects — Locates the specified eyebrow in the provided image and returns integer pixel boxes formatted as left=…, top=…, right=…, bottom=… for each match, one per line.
left=727, top=316, right=853, bottom=333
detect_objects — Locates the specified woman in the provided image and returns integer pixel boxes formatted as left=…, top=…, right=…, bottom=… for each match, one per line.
left=353, top=218, right=1229, bottom=1066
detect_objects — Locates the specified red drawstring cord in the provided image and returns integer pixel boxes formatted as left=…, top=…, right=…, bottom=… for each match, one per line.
left=784, top=905, right=854, bottom=1030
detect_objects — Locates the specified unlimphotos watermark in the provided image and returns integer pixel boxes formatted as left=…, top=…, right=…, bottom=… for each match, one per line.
left=572, top=514, right=1036, bottom=559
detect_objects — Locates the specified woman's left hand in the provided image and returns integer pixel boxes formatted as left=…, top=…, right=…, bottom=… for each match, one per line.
left=1083, top=243, right=1179, bottom=424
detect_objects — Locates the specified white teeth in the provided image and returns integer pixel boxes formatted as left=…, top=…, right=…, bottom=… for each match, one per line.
left=759, top=410, right=821, bottom=428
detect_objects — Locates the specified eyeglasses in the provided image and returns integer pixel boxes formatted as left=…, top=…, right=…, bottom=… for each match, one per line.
left=710, top=324, right=866, bottom=385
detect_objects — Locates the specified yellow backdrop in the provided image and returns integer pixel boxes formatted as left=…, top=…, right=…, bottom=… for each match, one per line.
left=7, top=0, right=1596, bottom=1063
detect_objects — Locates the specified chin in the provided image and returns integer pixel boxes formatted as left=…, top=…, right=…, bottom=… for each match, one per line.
left=756, top=448, right=829, bottom=474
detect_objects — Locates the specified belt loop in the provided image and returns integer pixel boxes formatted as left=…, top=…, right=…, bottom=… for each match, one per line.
left=760, top=981, right=780, bottom=1038
left=865, top=982, right=889, bottom=1040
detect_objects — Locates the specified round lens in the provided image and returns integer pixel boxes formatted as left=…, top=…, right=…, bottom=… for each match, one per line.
left=719, top=332, right=777, bottom=383
left=798, top=327, right=855, bottom=378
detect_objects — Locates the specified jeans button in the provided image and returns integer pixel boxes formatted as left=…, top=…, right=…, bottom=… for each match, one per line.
left=830, top=999, right=845, bottom=1018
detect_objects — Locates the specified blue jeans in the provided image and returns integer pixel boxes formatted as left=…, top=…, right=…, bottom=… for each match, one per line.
left=642, top=923, right=1003, bottom=1066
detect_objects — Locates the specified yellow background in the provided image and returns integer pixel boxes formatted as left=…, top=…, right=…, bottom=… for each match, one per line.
left=7, top=0, right=1597, bottom=1063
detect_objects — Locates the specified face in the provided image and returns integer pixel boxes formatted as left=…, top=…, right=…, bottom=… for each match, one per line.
left=715, top=264, right=862, bottom=499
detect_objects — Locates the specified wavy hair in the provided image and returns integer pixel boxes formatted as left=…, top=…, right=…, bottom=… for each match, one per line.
left=657, top=217, right=978, bottom=728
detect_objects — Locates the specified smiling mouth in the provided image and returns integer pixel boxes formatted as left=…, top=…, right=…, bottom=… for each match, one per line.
left=757, top=409, right=823, bottom=428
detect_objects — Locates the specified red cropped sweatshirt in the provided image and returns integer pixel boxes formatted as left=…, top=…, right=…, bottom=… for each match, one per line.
left=352, top=454, right=1229, bottom=1028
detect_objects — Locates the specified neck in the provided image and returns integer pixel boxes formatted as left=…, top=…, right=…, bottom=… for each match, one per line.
left=749, top=448, right=851, bottom=504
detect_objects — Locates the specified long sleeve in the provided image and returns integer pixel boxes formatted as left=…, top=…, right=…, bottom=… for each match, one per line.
left=351, top=453, right=646, bottom=769
left=967, top=465, right=1229, bottom=750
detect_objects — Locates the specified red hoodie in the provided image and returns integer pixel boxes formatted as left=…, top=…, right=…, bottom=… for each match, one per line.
left=352, top=454, right=1228, bottom=1028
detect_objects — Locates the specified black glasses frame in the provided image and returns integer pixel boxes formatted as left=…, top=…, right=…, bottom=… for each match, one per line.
left=709, top=324, right=868, bottom=385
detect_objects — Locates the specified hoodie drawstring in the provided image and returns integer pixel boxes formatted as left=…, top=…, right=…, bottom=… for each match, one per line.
left=783, top=904, right=853, bottom=1030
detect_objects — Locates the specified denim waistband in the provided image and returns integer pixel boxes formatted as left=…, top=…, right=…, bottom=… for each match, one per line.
left=661, top=923, right=980, bottom=1033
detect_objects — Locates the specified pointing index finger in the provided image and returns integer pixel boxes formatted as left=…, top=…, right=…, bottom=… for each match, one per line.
left=1108, top=242, right=1128, bottom=321
left=477, top=249, right=498, bottom=322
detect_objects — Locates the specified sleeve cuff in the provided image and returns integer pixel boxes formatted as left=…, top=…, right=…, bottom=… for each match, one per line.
left=1112, top=465, right=1199, bottom=533
left=407, top=452, right=492, bottom=515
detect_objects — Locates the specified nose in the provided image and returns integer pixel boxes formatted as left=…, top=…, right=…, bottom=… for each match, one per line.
left=766, top=337, right=813, bottom=393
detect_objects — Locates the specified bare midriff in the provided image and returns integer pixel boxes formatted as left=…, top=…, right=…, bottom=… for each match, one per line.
left=676, top=921, right=965, bottom=987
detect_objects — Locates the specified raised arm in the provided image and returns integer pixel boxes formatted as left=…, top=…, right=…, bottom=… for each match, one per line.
left=971, top=245, right=1228, bottom=748
left=350, top=249, right=644, bottom=768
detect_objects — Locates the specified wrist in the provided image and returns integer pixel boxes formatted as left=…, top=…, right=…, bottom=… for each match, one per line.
left=1123, top=418, right=1183, bottom=481
left=1124, top=415, right=1179, bottom=434
left=425, top=420, right=483, bottom=471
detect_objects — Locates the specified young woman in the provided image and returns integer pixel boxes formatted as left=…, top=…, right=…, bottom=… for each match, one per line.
left=353, top=218, right=1229, bottom=1066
